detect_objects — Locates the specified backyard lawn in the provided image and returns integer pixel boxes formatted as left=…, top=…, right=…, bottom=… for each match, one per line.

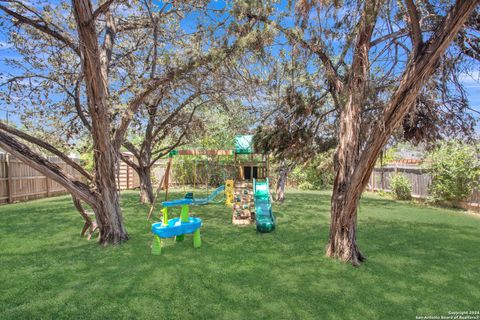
left=0, top=190, right=479, bottom=319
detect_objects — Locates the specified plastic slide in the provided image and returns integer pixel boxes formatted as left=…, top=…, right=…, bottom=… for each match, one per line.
left=192, top=185, right=225, bottom=205
left=253, top=178, right=276, bottom=233
left=162, top=185, right=225, bottom=207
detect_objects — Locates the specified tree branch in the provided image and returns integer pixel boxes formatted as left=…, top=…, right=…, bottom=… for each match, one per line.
left=371, top=28, right=408, bottom=46
left=355, top=0, right=479, bottom=197
left=150, top=103, right=201, bottom=164
left=112, top=30, right=253, bottom=151
left=0, top=121, right=93, bottom=180
left=122, top=140, right=142, bottom=161
left=346, top=0, right=382, bottom=104
left=0, top=4, right=80, bottom=55
left=151, top=91, right=203, bottom=141
left=142, top=0, right=158, bottom=79
left=246, top=12, right=344, bottom=93
left=73, top=74, right=92, bottom=130
left=92, top=0, right=114, bottom=20
left=100, top=6, right=116, bottom=77
left=405, top=0, right=423, bottom=54
left=119, top=151, right=139, bottom=171
left=0, top=131, right=97, bottom=205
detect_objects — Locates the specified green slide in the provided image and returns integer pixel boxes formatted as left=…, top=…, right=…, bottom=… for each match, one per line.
left=253, top=178, right=276, bottom=233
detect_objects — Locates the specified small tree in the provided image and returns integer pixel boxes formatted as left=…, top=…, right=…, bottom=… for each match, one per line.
left=122, top=87, right=207, bottom=204
left=427, top=142, right=480, bottom=203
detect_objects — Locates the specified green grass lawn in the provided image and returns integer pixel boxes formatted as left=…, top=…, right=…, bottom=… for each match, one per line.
left=0, top=190, right=479, bottom=319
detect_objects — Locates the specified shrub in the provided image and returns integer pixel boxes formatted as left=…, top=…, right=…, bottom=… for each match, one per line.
left=426, top=142, right=480, bottom=203
left=290, top=149, right=335, bottom=190
left=298, top=181, right=315, bottom=190
left=390, top=173, right=412, bottom=200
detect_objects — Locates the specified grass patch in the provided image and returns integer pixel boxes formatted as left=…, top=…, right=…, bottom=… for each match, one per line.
left=0, top=190, right=479, bottom=319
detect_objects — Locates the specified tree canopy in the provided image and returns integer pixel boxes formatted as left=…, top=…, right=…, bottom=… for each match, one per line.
left=0, top=0, right=478, bottom=264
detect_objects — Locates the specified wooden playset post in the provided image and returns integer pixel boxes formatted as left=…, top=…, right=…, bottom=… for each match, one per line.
left=266, top=153, right=270, bottom=179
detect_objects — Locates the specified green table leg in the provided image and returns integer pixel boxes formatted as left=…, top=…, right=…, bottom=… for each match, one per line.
left=151, top=235, right=162, bottom=255
left=193, top=229, right=201, bottom=248
left=176, top=234, right=184, bottom=242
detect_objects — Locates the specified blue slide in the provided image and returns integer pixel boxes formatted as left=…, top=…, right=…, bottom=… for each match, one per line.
left=253, top=179, right=276, bottom=233
left=162, top=185, right=225, bottom=207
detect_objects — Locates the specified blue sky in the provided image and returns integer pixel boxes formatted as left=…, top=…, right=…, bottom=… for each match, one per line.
left=460, top=71, right=480, bottom=120
left=0, top=1, right=479, bottom=131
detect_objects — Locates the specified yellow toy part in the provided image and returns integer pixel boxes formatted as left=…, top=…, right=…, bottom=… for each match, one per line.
left=161, top=207, right=168, bottom=226
left=225, top=179, right=234, bottom=207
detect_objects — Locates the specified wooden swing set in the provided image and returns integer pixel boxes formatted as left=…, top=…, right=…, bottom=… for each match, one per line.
left=146, top=149, right=234, bottom=220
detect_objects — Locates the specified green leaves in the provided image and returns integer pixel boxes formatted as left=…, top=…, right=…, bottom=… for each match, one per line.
left=426, top=141, right=480, bottom=203
left=290, top=149, right=335, bottom=190
left=390, top=173, right=412, bottom=200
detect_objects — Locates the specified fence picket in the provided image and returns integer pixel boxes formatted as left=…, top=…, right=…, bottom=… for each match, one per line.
left=367, top=165, right=479, bottom=212
left=0, top=152, right=141, bottom=205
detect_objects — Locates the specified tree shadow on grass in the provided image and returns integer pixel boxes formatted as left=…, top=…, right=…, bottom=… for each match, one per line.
left=1, top=191, right=479, bottom=319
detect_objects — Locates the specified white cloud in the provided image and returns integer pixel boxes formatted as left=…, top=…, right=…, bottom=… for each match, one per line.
left=0, top=41, right=13, bottom=50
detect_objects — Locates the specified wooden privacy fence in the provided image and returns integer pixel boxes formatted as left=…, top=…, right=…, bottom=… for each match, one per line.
left=367, top=165, right=431, bottom=198
left=366, top=164, right=480, bottom=211
left=0, top=152, right=143, bottom=205
left=0, top=153, right=82, bottom=204
left=117, top=153, right=140, bottom=190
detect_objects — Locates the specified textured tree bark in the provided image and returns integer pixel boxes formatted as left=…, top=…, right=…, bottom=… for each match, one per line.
left=326, top=0, right=478, bottom=265
left=120, top=146, right=155, bottom=205
left=138, top=166, right=155, bottom=204
left=275, top=160, right=291, bottom=202
left=326, top=0, right=380, bottom=265
left=327, top=89, right=365, bottom=265
left=0, top=131, right=97, bottom=205
left=73, top=0, right=127, bottom=244
left=72, top=195, right=98, bottom=239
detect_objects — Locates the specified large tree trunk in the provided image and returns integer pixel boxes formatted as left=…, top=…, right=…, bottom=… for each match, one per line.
left=326, top=0, right=478, bottom=265
left=138, top=166, right=155, bottom=204
left=73, top=0, right=128, bottom=244
left=91, top=148, right=128, bottom=244
left=327, top=87, right=365, bottom=266
left=275, top=160, right=291, bottom=202
left=326, top=0, right=379, bottom=265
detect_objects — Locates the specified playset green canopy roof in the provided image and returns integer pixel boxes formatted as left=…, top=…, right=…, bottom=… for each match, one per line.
left=234, top=135, right=254, bottom=154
